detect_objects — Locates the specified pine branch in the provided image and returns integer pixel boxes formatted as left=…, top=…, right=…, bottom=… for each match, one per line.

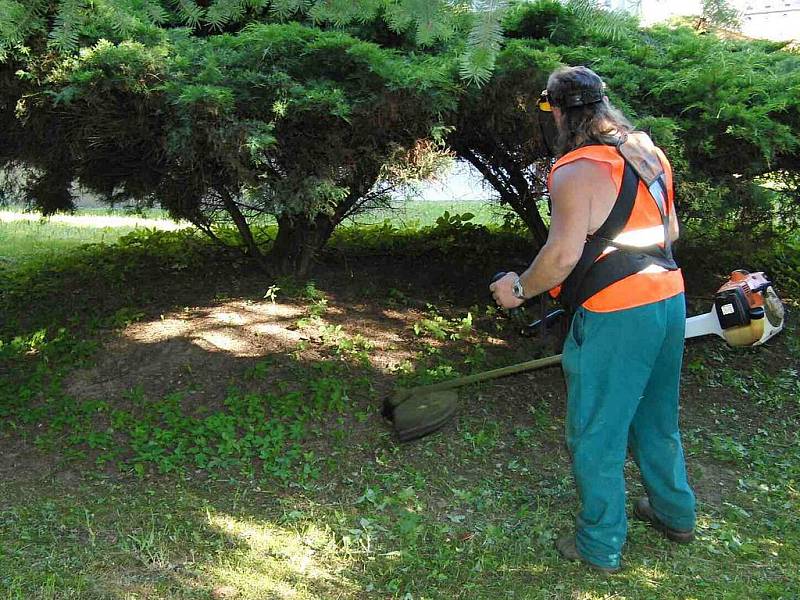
left=0, top=0, right=48, bottom=56
left=142, top=0, right=169, bottom=24
left=307, top=0, right=382, bottom=27
left=49, top=0, right=88, bottom=52
left=460, top=0, right=508, bottom=86
left=206, top=0, right=245, bottom=29
left=101, top=0, right=146, bottom=38
left=468, top=0, right=506, bottom=54
left=566, top=0, right=636, bottom=42
left=702, top=0, right=742, bottom=31
left=382, top=0, right=415, bottom=33
left=415, top=0, right=458, bottom=45
left=269, top=0, right=311, bottom=20
left=171, top=0, right=205, bottom=27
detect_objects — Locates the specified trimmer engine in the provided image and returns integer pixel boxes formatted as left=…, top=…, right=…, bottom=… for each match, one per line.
left=685, top=270, right=785, bottom=347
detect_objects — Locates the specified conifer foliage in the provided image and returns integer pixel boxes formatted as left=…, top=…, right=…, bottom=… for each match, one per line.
left=0, top=0, right=511, bottom=83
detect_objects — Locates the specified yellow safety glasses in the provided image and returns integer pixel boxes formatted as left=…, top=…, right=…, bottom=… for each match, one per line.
left=537, top=89, right=553, bottom=112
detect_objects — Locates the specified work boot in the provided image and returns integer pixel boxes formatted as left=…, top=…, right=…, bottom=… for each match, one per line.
left=633, top=497, right=695, bottom=544
left=555, top=536, right=621, bottom=574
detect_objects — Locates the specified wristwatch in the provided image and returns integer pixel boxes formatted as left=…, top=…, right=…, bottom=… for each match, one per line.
left=512, top=276, right=526, bottom=300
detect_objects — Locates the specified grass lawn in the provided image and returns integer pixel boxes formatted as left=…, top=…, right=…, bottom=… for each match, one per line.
left=1, top=214, right=798, bottom=599
left=0, top=210, right=188, bottom=266
left=0, top=200, right=501, bottom=263
left=352, top=199, right=504, bottom=227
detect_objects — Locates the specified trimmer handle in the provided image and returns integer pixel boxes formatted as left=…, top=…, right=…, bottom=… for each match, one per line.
left=491, top=272, right=567, bottom=337
left=490, top=271, right=525, bottom=320
left=520, top=308, right=566, bottom=338
left=490, top=271, right=510, bottom=284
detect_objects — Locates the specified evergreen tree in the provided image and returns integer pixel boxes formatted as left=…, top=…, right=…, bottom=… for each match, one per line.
left=1, top=20, right=458, bottom=274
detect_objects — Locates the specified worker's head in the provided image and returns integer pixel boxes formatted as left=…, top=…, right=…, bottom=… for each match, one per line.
left=539, top=66, right=632, bottom=155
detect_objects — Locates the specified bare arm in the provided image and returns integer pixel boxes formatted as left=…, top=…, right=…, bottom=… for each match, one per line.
left=490, top=159, right=613, bottom=307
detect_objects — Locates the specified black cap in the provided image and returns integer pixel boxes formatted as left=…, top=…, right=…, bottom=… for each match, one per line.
left=548, top=66, right=606, bottom=109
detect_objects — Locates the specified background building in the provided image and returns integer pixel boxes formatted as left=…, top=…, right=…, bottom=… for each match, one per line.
left=598, top=0, right=703, bottom=25
left=737, top=0, right=800, bottom=42
left=598, top=0, right=799, bottom=41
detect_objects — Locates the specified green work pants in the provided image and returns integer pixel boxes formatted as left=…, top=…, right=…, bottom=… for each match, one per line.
left=562, top=293, right=696, bottom=569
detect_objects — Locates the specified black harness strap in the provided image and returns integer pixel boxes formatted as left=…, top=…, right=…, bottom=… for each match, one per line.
left=559, top=157, right=678, bottom=312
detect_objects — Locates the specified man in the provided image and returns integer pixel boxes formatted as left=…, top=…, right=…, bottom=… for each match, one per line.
left=490, top=66, right=696, bottom=573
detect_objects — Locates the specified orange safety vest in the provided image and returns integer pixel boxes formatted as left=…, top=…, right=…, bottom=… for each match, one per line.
left=548, top=143, right=684, bottom=312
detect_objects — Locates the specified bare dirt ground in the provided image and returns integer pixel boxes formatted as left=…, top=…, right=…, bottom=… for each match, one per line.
left=63, top=295, right=428, bottom=409
left=52, top=281, right=759, bottom=512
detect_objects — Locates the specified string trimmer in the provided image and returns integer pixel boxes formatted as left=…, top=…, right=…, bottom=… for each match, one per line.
left=685, top=270, right=785, bottom=346
left=383, top=269, right=785, bottom=442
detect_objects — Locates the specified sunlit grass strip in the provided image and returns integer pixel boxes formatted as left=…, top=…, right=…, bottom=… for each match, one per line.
left=0, top=211, right=193, bottom=264
left=205, top=511, right=361, bottom=599
left=0, top=210, right=189, bottom=231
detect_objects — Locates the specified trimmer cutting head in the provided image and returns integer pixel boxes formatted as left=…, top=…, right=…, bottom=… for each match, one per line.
left=386, top=390, right=460, bottom=442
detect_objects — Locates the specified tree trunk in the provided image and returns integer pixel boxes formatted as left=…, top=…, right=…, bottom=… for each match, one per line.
left=219, top=187, right=266, bottom=264
left=507, top=169, right=550, bottom=248
left=269, top=168, right=380, bottom=277
left=458, top=147, right=550, bottom=250
left=271, top=213, right=337, bottom=277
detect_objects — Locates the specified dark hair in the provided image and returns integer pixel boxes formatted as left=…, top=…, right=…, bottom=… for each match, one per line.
left=547, top=66, right=633, bottom=155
